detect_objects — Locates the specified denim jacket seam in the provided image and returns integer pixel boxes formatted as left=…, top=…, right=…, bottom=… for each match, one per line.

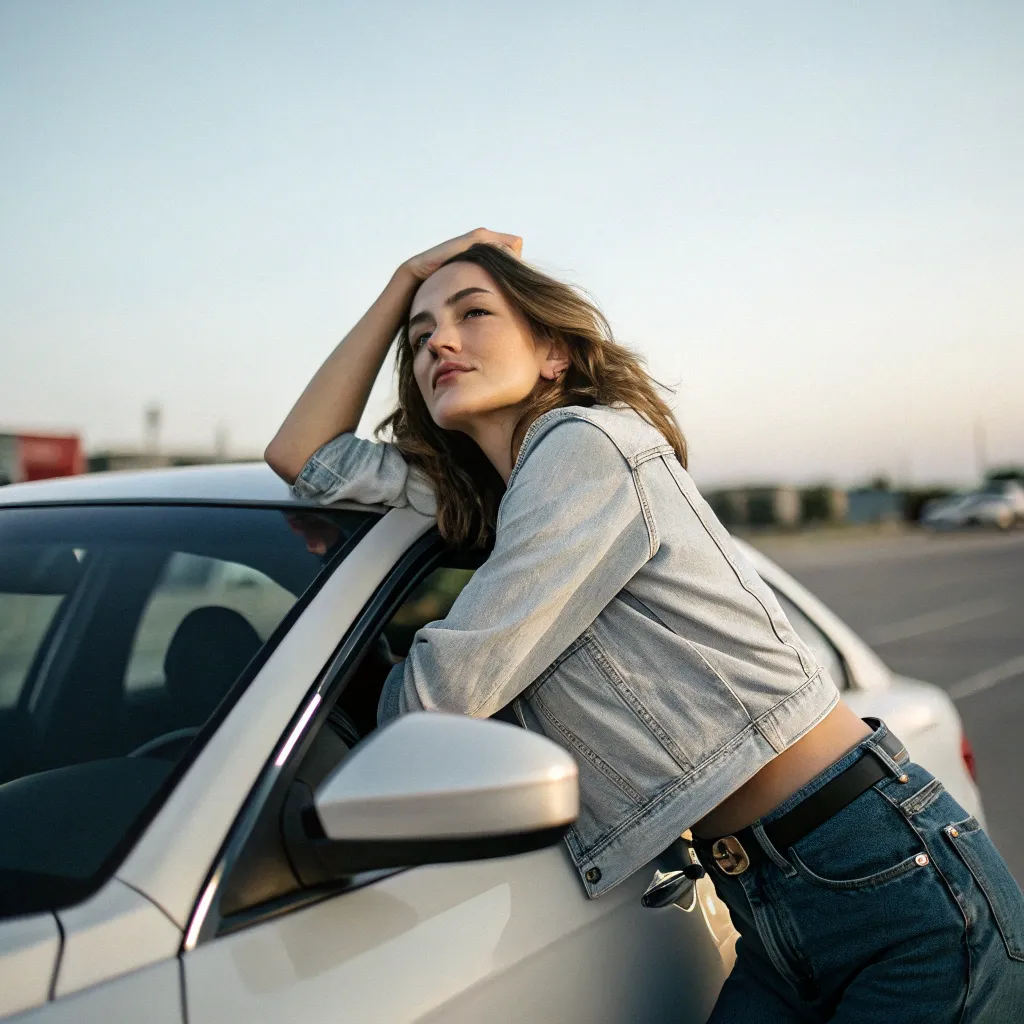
left=298, top=452, right=343, bottom=487
left=753, top=665, right=824, bottom=718
left=519, top=631, right=595, bottom=699
left=562, top=825, right=588, bottom=866
left=680, top=635, right=757, bottom=727
left=507, top=407, right=585, bottom=489
left=750, top=668, right=832, bottom=750
left=533, top=693, right=646, bottom=804
left=583, top=633, right=691, bottom=767
left=631, top=469, right=660, bottom=560
left=466, top=620, right=602, bottom=716
left=662, top=457, right=815, bottom=676
left=618, top=585, right=670, bottom=630
left=629, top=443, right=675, bottom=469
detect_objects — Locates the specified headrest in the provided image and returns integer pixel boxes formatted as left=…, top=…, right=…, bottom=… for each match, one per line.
left=163, top=606, right=263, bottom=723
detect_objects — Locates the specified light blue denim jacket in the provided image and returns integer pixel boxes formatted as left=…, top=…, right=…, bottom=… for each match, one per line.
left=292, top=403, right=840, bottom=898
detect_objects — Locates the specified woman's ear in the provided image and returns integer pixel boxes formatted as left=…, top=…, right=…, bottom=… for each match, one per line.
left=540, top=339, right=571, bottom=381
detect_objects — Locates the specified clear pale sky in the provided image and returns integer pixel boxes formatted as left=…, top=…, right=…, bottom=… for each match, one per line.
left=1, top=1, right=1021, bottom=488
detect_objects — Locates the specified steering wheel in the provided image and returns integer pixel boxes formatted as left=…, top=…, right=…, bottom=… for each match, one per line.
left=127, top=727, right=201, bottom=759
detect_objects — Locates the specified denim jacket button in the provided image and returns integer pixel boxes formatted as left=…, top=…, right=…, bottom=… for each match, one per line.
left=586, top=868, right=602, bottom=883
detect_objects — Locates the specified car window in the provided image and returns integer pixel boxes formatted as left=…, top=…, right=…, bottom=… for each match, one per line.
left=0, top=546, right=86, bottom=708
left=0, top=594, right=61, bottom=707
left=769, top=586, right=849, bottom=690
left=382, top=565, right=476, bottom=656
left=125, top=553, right=296, bottom=692
left=0, top=503, right=375, bottom=919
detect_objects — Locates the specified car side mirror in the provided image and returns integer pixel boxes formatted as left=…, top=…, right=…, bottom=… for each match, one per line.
left=283, top=712, right=579, bottom=884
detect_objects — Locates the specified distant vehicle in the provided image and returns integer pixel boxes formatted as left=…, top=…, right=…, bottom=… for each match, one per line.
left=922, top=481, right=1024, bottom=530
left=0, top=465, right=985, bottom=1022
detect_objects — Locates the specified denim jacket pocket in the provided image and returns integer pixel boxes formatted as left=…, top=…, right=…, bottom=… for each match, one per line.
left=943, top=816, right=1024, bottom=962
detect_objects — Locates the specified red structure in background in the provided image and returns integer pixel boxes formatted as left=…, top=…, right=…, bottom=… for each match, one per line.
left=0, top=433, right=84, bottom=484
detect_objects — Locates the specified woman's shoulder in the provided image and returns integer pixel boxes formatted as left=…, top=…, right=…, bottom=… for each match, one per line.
left=514, top=403, right=672, bottom=477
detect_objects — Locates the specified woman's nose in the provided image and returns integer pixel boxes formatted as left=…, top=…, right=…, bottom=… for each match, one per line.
left=427, top=323, right=461, bottom=355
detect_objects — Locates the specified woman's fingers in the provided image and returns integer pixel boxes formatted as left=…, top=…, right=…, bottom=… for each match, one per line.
left=494, top=233, right=523, bottom=257
left=405, top=229, right=522, bottom=281
left=473, top=229, right=522, bottom=257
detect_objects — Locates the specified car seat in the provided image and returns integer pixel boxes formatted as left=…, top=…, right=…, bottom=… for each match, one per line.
left=163, top=606, right=263, bottom=727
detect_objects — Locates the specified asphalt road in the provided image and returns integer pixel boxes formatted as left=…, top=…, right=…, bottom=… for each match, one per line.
left=747, top=529, right=1024, bottom=883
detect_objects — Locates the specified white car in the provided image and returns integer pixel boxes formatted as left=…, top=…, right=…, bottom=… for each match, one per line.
left=923, top=480, right=1024, bottom=530
left=0, top=465, right=984, bottom=1022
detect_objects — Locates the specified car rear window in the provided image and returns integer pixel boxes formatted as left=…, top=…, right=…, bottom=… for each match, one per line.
left=0, top=503, right=376, bottom=918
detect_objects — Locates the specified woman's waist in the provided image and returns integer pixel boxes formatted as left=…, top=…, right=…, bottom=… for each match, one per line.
left=692, top=700, right=872, bottom=839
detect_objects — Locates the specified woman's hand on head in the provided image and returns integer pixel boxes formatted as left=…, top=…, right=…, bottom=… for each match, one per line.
left=403, top=228, right=522, bottom=282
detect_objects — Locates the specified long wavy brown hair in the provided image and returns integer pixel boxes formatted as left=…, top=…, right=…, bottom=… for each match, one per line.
left=375, top=243, right=687, bottom=548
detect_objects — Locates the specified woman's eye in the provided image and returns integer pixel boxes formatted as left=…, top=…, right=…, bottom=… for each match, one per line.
left=464, top=308, right=490, bottom=320
left=414, top=331, right=432, bottom=350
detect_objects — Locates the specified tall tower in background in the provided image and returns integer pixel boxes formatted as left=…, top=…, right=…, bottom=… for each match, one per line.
left=144, top=404, right=162, bottom=455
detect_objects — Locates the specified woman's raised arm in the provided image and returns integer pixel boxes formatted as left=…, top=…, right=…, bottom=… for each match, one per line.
left=264, top=228, right=522, bottom=484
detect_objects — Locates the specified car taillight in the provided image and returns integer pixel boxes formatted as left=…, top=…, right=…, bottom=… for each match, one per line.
left=961, top=733, right=978, bottom=783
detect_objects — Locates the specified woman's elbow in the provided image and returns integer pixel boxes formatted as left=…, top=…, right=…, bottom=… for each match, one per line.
left=264, top=436, right=303, bottom=486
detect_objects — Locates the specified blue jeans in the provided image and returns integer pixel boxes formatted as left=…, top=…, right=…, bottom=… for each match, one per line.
left=706, top=721, right=1024, bottom=1022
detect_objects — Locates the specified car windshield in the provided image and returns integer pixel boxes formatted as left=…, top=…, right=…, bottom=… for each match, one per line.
left=0, top=502, right=376, bottom=919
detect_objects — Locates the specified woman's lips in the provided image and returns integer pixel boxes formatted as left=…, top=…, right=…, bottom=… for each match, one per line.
left=435, top=368, right=471, bottom=388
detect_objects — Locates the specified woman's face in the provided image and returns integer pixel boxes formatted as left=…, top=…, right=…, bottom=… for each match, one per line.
left=407, top=261, right=562, bottom=432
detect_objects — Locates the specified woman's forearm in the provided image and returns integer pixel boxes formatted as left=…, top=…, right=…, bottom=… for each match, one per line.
left=265, top=265, right=419, bottom=485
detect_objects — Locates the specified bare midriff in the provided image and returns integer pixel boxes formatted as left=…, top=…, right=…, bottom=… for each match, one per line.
left=692, top=701, right=873, bottom=839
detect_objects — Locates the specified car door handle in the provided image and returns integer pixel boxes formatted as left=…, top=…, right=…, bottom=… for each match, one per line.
left=641, top=837, right=705, bottom=909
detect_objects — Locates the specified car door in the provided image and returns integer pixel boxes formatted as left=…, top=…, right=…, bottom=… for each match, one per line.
left=182, top=544, right=733, bottom=1024
left=184, top=840, right=729, bottom=1023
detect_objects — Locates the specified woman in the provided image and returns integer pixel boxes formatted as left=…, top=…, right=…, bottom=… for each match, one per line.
left=266, top=229, right=1024, bottom=1021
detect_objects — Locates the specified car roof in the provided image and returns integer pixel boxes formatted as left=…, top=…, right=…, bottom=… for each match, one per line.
left=0, top=462, right=387, bottom=513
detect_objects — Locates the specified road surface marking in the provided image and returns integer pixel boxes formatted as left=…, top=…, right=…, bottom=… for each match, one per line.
left=866, top=598, right=1008, bottom=646
left=949, top=654, right=1024, bottom=701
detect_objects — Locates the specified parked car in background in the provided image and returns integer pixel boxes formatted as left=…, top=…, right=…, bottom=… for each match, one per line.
left=922, top=481, right=1024, bottom=531
left=0, top=465, right=985, bottom=1022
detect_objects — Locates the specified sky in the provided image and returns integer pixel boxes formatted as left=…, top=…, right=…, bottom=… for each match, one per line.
left=1, top=1, right=1021, bottom=488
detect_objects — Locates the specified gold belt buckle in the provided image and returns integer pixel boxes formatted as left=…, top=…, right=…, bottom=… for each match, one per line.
left=711, top=835, right=751, bottom=876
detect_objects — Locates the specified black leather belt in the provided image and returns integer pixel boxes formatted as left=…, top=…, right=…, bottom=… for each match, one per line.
left=693, top=719, right=908, bottom=877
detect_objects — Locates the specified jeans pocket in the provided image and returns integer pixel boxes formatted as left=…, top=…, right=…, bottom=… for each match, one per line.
left=786, top=787, right=928, bottom=890
left=943, top=816, right=1024, bottom=962
left=790, top=849, right=926, bottom=891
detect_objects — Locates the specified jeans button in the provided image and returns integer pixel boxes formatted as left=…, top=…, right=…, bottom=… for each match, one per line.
left=915, top=853, right=930, bottom=866
left=586, top=868, right=602, bottom=883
